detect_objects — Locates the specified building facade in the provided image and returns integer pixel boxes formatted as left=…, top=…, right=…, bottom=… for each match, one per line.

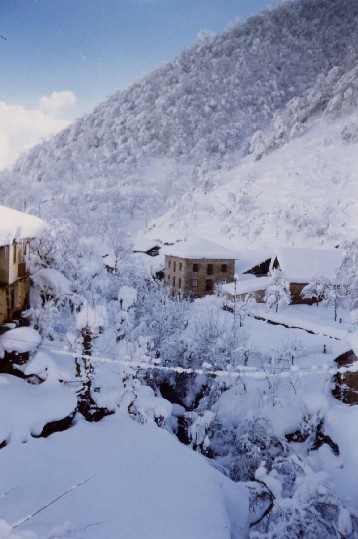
left=0, top=240, right=32, bottom=324
left=164, top=239, right=238, bottom=298
left=0, top=205, right=44, bottom=325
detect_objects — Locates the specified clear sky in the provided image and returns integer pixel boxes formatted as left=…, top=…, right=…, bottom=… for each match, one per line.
left=1, top=0, right=277, bottom=114
left=0, top=0, right=277, bottom=169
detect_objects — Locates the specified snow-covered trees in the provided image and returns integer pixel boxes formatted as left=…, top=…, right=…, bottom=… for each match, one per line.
left=188, top=306, right=249, bottom=370
left=133, top=278, right=191, bottom=367
left=229, top=289, right=256, bottom=328
left=264, top=269, right=291, bottom=312
left=249, top=130, right=267, bottom=160
left=337, top=240, right=358, bottom=311
left=301, top=276, right=326, bottom=306
left=302, top=274, right=345, bottom=321
left=250, top=459, right=358, bottom=539
left=207, top=416, right=279, bottom=482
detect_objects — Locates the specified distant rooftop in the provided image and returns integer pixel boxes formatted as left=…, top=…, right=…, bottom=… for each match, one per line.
left=0, top=205, right=45, bottom=247
left=275, top=247, right=343, bottom=283
left=164, top=238, right=239, bottom=260
left=133, top=236, right=161, bottom=253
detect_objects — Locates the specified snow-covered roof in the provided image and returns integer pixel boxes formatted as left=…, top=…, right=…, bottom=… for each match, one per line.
left=163, top=239, right=239, bottom=260
left=235, top=248, right=272, bottom=274
left=0, top=206, right=45, bottom=247
left=222, top=276, right=271, bottom=296
left=133, top=236, right=161, bottom=252
left=275, top=247, right=343, bottom=283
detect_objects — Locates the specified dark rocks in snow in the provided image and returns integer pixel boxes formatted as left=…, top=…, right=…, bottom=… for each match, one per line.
left=77, top=391, right=115, bottom=423
left=32, top=410, right=77, bottom=439
left=286, top=419, right=340, bottom=456
left=333, top=349, right=358, bottom=405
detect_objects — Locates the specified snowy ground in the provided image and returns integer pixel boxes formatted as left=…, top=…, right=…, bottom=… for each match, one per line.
left=0, top=374, right=76, bottom=444
left=0, top=414, right=248, bottom=539
left=0, top=295, right=357, bottom=537
left=253, top=303, right=353, bottom=340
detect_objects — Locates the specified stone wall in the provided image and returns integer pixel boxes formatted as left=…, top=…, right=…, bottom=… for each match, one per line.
left=165, top=255, right=235, bottom=298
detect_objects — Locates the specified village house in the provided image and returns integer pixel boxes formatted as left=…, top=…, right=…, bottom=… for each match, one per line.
left=271, top=247, right=343, bottom=304
left=164, top=239, right=238, bottom=298
left=0, top=205, right=44, bottom=325
left=222, top=247, right=343, bottom=305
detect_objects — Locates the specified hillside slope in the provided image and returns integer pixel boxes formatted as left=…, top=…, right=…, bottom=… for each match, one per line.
left=150, top=63, right=358, bottom=247
left=1, top=0, right=358, bottom=238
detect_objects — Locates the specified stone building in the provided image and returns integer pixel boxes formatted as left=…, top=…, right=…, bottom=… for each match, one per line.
left=0, top=206, right=44, bottom=324
left=164, top=239, right=238, bottom=298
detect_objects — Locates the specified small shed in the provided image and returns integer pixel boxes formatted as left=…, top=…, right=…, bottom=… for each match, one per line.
left=164, top=239, right=238, bottom=298
left=222, top=276, right=271, bottom=303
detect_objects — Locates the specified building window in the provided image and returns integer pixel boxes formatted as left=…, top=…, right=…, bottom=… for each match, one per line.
left=168, top=260, right=171, bottom=268
left=207, top=264, right=213, bottom=275
left=172, top=276, right=175, bottom=287
left=193, top=264, right=199, bottom=272
left=173, top=261, right=176, bottom=272
left=179, top=277, right=182, bottom=289
left=221, top=264, right=227, bottom=273
left=10, top=288, right=15, bottom=311
left=205, top=279, right=213, bottom=292
left=179, top=262, right=182, bottom=271
left=13, top=242, right=17, bottom=264
left=192, top=279, right=198, bottom=288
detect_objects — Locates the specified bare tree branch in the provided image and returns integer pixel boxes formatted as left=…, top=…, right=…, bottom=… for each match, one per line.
left=12, top=476, right=94, bottom=529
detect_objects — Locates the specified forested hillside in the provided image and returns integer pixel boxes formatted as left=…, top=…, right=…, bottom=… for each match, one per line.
left=151, top=61, right=358, bottom=246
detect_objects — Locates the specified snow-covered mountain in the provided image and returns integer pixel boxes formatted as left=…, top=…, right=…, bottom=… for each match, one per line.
left=151, top=65, right=358, bottom=247
left=1, top=0, right=358, bottom=245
